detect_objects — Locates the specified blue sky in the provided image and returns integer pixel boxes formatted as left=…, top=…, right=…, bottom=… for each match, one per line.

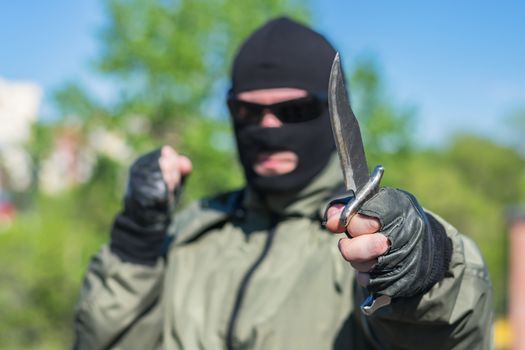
left=1, top=1, right=524, bottom=147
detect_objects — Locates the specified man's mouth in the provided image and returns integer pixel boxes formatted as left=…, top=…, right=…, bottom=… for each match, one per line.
left=253, top=151, right=298, bottom=176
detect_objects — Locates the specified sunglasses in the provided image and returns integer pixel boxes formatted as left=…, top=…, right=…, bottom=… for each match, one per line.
left=227, top=94, right=327, bottom=126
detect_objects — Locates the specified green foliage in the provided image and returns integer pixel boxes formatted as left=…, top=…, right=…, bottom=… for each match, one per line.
left=380, top=148, right=513, bottom=313
left=77, top=155, right=125, bottom=228
left=180, top=118, right=243, bottom=201
left=448, top=135, right=525, bottom=203
left=443, top=135, right=525, bottom=312
left=54, top=82, right=104, bottom=122
left=350, top=56, right=415, bottom=158
left=0, top=193, right=107, bottom=349
left=94, top=0, right=310, bottom=139
left=506, top=106, right=525, bottom=155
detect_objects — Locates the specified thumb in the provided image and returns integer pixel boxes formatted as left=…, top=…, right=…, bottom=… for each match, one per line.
left=178, top=155, right=193, bottom=176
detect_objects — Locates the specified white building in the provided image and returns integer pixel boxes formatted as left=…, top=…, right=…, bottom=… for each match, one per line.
left=0, top=78, right=42, bottom=191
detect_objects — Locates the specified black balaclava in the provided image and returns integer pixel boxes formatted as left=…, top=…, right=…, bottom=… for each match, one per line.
left=230, top=17, right=337, bottom=193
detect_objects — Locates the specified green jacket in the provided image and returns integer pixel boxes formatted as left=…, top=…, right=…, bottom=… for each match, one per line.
left=74, top=156, right=493, bottom=349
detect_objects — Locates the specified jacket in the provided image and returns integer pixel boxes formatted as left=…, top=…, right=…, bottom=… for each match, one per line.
left=74, top=155, right=493, bottom=349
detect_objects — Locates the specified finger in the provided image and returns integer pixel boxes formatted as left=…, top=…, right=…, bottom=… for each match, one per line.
left=178, top=155, right=193, bottom=176
left=159, top=146, right=181, bottom=192
left=159, top=157, right=177, bottom=191
left=346, top=213, right=380, bottom=237
left=324, top=204, right=346, bottom=233
left=338, top=234, right=389, bottom=263
left=161, top=146, right=192, bottom=176
left=356, top=272, right=370, bottom=287
left=160, top=145, right=177, bottom=156
left=349, top=259, right=377, bottom=273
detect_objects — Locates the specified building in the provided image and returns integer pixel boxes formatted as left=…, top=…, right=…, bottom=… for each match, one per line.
left=0, top=78, right=42, bottom=192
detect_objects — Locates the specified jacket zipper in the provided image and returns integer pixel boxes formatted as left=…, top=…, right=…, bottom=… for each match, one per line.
left=225, top=224, right=277, bottom=350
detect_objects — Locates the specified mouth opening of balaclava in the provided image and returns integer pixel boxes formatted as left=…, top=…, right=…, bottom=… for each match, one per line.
left=229, top=16, right=338, bottom=193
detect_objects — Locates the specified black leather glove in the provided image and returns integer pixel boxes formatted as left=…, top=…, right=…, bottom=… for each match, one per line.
left=359, top=188, right=452, bottom=299
left=110, top=149, right=175, bottom=265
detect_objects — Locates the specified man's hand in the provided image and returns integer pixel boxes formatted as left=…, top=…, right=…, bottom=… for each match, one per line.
left=110, top=145, right=192, bottom=264
left=324, top=205, right=390, bottom=288
left=159, top=145, right=192, bottom=194
left=124, top=146, right=192, bottom=225
left=324, top=188, right=452, bottom=299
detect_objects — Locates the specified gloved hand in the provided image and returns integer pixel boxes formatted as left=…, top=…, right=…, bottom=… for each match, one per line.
left=110, top=146, right=192, bottom=264
left=324, top=187, right=452, bottom=300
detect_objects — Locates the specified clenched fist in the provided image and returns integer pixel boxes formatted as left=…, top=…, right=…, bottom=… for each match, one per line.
left=324, top=188, right=452, bottom=300
left=110, top=145, right=192, bottom=264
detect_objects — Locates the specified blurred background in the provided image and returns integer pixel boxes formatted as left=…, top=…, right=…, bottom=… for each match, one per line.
left=0, top=0, right=524, bottom=348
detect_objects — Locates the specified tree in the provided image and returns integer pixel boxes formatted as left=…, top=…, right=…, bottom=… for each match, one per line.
left=95, top=0, right=309, bottom=131
left=0, top=1, right=310, bottom=348
left=506, top=106, right=525, bottom=156
left=380, top=135, right=525, bottom=314
left=349, top=55, right=416, bottom=160
left=53, top=0, right=311, bottom=202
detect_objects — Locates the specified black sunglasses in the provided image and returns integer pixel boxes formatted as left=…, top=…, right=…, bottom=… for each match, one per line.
left=227, top=94, right=327, bottom=126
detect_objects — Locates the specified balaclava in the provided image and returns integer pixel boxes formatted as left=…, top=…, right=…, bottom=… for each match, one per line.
left=229, top=17, right=337, bottom=193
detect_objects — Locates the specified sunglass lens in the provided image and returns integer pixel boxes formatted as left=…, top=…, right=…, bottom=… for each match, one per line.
left=229, top=96, right=325, bottom=125
left=229, top=101, right=263, bottom=125
left=276, top=97, right=323, bottom=123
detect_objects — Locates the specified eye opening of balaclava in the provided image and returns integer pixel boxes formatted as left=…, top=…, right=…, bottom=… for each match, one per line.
left=229, top=16, right=338, bottom=193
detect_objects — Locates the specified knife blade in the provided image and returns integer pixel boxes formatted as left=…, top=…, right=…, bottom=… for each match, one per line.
left=327, top=53, right=384, bottom=229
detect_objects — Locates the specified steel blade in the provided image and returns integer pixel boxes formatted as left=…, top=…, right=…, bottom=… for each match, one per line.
left=328, top=53, right=370, bottom=192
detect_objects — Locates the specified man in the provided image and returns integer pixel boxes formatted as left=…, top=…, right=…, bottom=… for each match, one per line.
left=74, top=17, right=493, bottom=349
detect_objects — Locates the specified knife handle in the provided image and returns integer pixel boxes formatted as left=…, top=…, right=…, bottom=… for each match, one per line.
left=340, top=165, right=384, bottom=228
left=326, top=165, right=390, bottom=314
left=325, top=165, right=384, bottom=238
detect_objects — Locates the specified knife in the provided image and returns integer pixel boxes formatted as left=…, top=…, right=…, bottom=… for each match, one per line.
left=327, top=53, right=391, bottom=315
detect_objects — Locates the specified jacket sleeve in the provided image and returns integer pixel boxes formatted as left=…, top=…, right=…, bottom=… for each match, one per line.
left=72, top=193, right=237, bottom=350
left=73, top=246, right=165, bottom=350
left=354, top=213, right=494, bottom=350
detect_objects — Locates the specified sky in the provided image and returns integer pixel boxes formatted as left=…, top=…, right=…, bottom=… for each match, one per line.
left=1, top=0, right=524, bottom=148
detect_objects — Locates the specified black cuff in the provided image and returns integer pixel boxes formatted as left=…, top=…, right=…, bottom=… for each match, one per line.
left=110, top=213, right=168, bottom=265
left=421, top=213, right=453, bottom=293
